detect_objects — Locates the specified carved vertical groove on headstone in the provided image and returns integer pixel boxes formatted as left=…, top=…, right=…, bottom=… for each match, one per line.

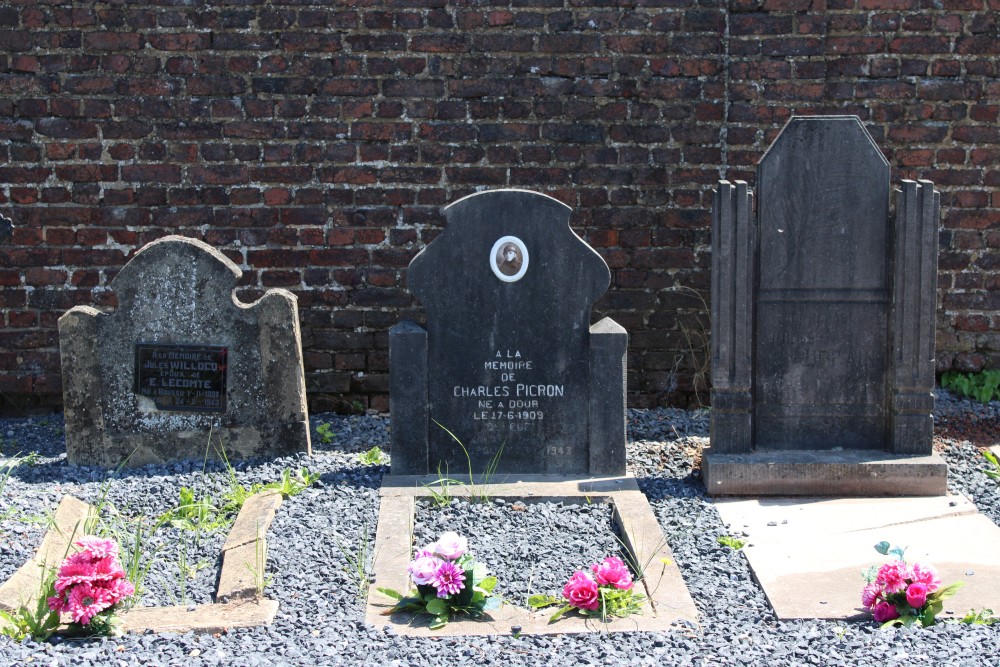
left=710, top=180, right=754, bottom=454
left=389, top=320, right=429, bottom=475
left=890, top=180, right=940, bottom=455
left=589, top=317, right=628, bottom=475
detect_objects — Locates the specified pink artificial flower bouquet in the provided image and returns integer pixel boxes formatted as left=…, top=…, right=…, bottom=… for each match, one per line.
left=530, top=556, right=645, bottom=622
left=379, top=531, right=500, bottom=629
left=861, top=541, right=962, bottom=628
left=47, top=536, right=135, bottom=634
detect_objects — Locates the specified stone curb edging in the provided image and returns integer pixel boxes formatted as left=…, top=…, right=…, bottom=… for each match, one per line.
left=121, top=599, right=280, bottom=634
left=216, top=490, right=283, bottom=602
left=366, top=475, right=700, bottom=637
left=0, top=495, right=94, bottom=613
left=0, top=493, right=281, bottom=635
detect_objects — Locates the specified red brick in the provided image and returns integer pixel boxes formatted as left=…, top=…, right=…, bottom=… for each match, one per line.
left=83, top=31, right=143, bottom=51
left=0, top=3, right=997, bottom=411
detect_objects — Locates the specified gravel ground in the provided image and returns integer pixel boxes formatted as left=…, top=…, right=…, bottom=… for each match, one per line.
left=0, top=393, right=998, bottom=666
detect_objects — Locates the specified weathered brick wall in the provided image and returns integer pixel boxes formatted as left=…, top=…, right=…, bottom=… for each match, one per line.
left=0, top=1, right=996, bottom=414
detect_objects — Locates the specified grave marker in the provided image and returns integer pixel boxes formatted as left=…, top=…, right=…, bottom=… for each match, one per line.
left=705, top=116, right=945, bottom=495
left=59, top=235, right=311, bottom=467
left=390, top=189, right=627, bottom=476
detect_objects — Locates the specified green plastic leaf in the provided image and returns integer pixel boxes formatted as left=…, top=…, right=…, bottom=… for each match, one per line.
left=482, top=596, right=502, bottom=612
left=548, top=604, right=572, bottom=623
left=861, top=565, right=879, bottom=583
left=425, top=598, right=448, bottom=616
left=874, top=541, right=891, bottom=555
left=478, top=576, right=497, bottom=593
left=377, top=587, right=403, bottom=601
left=429, top=613, right=449, bottom=630
left=471, top=563, right=488, bottom=584
left=528, top=594, right=559, bottom=609
left=931, top=581, right=965, bottom=601
left=888, top=547, right=906, bottom=560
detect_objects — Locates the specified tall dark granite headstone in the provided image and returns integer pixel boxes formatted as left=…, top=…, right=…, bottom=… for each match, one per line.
left=59, top=235, right=311, bottom=467
left=390, top=189, right=627, bottom=476
left=705, top=116, right=945, bottom=495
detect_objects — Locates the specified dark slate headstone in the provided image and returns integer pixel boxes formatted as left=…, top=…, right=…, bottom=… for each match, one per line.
left=706, top=116, right=944, bottom=495
left=390, top=189, right=627, bottom=476
left=58, top=235, right=311, bottom=467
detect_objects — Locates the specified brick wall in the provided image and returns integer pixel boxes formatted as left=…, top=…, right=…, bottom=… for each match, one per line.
left=0, top=0, right=996, bottom=414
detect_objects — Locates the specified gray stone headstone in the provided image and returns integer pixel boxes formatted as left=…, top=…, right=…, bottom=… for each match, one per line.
left=59, top=235, right=311, bottom=467
left=706, top=116, right=944, bottom=495
left=390, top=189, right=627, bottom=476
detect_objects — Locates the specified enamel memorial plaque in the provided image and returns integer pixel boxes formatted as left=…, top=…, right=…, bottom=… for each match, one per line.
left=134, top=343, right=228, bottom=412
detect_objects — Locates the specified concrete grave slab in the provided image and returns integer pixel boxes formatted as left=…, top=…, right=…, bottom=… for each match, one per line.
left=715, top=494, right=977, bottom=539
left=59, top=235, right=310, bottom=467
left=716, top=496, right=1000, bottom=620
left=366, top=475, right=698, bottom=636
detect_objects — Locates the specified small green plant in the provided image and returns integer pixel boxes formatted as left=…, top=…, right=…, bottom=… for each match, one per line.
left=423, top=462, right=459, bottom=509
left=178, top=440, right=320, bottom=530
left=961, top=608, right=997, bottom=625
left=334, top=526, right=372, bottom=600
left=266, top=467, right=320, bottom=499
left=982, top=449, right=1000, bottom=481
left=0, top=565, right=60, bottom=641
left=351, top=400, right=365, bottom=414
left=359, top=446, right=388, bottom=466
left=612, top=521, right=673, bottom=599
left=0, top=454, right=22, bottom=497
left=316, top=422, right=335, bottom=444
left=101, top=513, right=166, bottom=609
left=434, top=421, right=505, bottom=504
left=244, top=522, right=274, bottom=598
left=163, top=487, right=228, bottom=532
left=717, top=535, right=746, bottom=550
left=666, top=285, right=712, bottom=408
left=941, top=369, right=1000, bottom=404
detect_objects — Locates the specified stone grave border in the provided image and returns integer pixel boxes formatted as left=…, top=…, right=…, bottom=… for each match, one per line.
left=366, top=475, right=699, bottom=636
left=0, top=493, right=280, bottom=635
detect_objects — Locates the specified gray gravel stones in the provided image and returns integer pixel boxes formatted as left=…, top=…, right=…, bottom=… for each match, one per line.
left=0, top=403, right=999, bottom=666
left=414, top=498, right=620, bottom=605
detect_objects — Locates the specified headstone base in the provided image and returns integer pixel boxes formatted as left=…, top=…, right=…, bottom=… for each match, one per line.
left=702, top=449, right=947, bottom=496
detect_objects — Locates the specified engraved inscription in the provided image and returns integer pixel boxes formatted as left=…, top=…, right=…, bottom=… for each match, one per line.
left=451, top=349, right=565, bottom=434
left=134, top=343, right=228, bottom=412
